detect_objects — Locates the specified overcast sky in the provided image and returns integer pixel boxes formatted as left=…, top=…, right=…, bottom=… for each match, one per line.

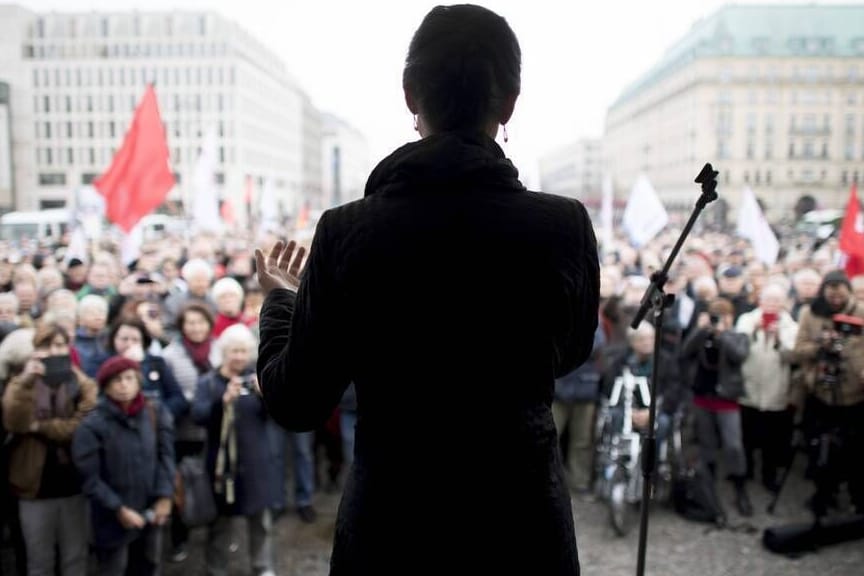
left=13, top=0, right=855, bottom=187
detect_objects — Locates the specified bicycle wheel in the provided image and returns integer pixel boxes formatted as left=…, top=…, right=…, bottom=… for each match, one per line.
left=609, top=467, right=633, bottom=536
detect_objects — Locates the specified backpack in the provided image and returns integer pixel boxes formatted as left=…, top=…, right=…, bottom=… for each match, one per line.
left=672, top=465, right=725, bottom=525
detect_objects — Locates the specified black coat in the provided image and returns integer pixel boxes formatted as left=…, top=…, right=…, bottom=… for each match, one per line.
left=191, top=369, right=282, bottom=516
left=72, top=398, right=175, bottom=550
left=258, top=132, right=599, bottom=575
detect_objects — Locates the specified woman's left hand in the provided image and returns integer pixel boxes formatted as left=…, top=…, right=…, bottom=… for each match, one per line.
left=254, top=240, right=307, bottom=296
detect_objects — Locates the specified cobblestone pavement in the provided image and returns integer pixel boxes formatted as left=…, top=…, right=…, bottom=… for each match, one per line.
left=162, top=471, right=863, bottom=576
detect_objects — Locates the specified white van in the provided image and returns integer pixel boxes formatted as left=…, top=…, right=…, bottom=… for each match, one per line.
left=0, top=209, right=70, bottom=244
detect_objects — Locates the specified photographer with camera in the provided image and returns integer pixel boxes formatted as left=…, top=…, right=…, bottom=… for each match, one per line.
left=793, top=270, right=864, bottom=517
left=682, top=298, right=752, bottom=518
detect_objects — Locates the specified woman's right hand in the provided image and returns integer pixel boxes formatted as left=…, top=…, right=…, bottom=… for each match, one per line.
left=117, top=506, right=146, bottom=530
left=123, top=344, right=145, bottom=362
left=223, top=376, right=243, bottom=405
left=22, top=357, right=45, bottom=380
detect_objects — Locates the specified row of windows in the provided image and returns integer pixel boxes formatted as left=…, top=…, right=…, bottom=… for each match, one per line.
left=716, top=89, right=861, bottom=107
left=717, top=169, right=862, bottom=187
left=716, top=64, right=861, bottom=84
left=33, top=65, right=236, bottom=89
left=35, top=119, right=232, bottom=142
left=717, top=137, right=864, bottom=161
left=717, top=113, right=863, bottom=137
left=33, top=15, right=208, bottom=40
left=34, top=92, right=233, bottom=117
left=34, top=145, right=233, bottom=167
left=27, top=41, right=228, bottom=61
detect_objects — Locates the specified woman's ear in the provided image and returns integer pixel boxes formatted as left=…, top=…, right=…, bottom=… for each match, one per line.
left=498, top=93, right=518, bottom=125
left=404, top=87, right=419, bottom=115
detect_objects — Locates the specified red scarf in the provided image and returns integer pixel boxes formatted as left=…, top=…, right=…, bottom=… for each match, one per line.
left=213, top=313, right=255, bottom=338
left=111, top=392, right=146, bottom=416
left=183, top=336, right=213, bottom=374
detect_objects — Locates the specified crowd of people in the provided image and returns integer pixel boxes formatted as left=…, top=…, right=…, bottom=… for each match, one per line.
left=0, top=214, right=862, bottom=574
left=555, top=225, right=864, bottom=526
left=0, top=230, right=356, bottom=576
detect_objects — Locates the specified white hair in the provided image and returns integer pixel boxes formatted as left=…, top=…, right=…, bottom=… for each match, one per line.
left=626, top=322, right=655, bottom=343
left=0, top=328, right=35, bottom=381
left=45, top=289, right=77, bottom=311
left=759, top=282, right=788, bottom=304
left=0, top=292, right=19, bottom=310
left=792, top=268, right=821, bottom=286
left=692, top=275, right=718, bottom=298
left=182, top=258, right=214, bottom=281
left=217, top=323, right=257, bottom=360
left=211, top=277, right=244, bottom=301
left=77, top=294, right=109, bottom=318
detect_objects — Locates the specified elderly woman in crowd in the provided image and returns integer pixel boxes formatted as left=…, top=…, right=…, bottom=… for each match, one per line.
left=211, top=277, right=256, bottom=338
left=0, top=291, right=20, bottom=326
left=735, top=283, right=799, bottom=492
left=106, top=317, right=188, bottom=420
left=75, top=295, right=111, bottom=378
left=164, top=259, right=216, bottom=338
left=72, top=356, right=175, bottom=576
left=2, top=324, right=98, bottom=576
left=192, top=324, right=280, bottom=576
left=162, top=302, right=219, bottom=562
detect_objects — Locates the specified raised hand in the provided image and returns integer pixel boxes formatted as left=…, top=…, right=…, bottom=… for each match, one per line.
left=254, top=240, right=307, bottom=296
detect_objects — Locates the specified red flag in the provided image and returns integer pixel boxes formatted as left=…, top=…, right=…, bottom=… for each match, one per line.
left=221, top=198, right=236, bottom=227
left=94, top=84, right=174, bottom=233
left=839, top=183, right=864, bottom=278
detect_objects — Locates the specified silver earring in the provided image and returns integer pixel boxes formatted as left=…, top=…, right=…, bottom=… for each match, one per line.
left=503, top=124, right=509, bottom=143
left=413, top=115, right=419, bottom=132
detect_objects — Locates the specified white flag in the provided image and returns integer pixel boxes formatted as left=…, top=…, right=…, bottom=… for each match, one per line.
left=622, top=175, right=668, bottom=247
left=192, top=127, right=222, bottom=234
left=120, top=222, right=143, bottom=267
left=601, top=175, right=614, bottom=254
left=258, top=178, right=280, bottom=237
left=736, top=187, right=779, bottom=265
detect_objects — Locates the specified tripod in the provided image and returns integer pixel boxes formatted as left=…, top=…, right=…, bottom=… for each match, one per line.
left=631, top=163, right=718, bottom=576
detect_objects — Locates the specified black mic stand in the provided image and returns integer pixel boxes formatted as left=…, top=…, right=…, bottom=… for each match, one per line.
left=631, top=163, right=718, bottom=576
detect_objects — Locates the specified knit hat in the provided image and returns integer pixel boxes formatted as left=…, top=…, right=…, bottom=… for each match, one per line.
left=96, top=356, right=140, bottom=388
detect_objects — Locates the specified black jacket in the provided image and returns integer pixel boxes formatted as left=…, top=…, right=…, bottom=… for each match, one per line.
left=72, top=398, right=174, bottom=549
left=682, top=328, right=750, bottom=400
left=258, top=132, right=599, bottom=575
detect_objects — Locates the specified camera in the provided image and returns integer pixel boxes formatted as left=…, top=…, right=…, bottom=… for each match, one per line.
left=238, top=374, right=256, bottom=395
left=709, top=314, right=720, bottom=327
left=817, top=314, right=864, bottom=388
left=832, top=314, right=863, bottom=337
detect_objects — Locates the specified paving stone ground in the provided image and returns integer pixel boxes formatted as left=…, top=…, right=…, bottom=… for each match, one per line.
left=161, top=468, right=863, bottom=576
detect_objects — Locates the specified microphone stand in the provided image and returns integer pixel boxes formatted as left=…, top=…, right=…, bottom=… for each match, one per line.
left=631, top=163, right=719, bottom=576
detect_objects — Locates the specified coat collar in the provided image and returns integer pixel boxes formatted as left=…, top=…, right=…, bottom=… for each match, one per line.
left=364, top=131, right=525, bottom=198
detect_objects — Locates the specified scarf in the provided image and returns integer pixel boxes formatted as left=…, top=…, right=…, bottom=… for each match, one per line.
left=111, top=391, right=146, bottom=416
left=183, top=336, right=213, bottom=374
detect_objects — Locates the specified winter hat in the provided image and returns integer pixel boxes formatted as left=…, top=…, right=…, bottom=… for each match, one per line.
left=96, top=356, right=140, bottom=388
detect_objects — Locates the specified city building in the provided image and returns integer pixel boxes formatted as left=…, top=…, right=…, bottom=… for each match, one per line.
left=538, top=139, right=603, bottom=208
left=0, top=5, right=338, bottom=224
left=604, top=4, right=864, bottom=219
left=320, top=112, right=369, bottom=208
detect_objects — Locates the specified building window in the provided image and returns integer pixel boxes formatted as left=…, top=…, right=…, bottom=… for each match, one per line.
left=723, top=170, right=730, bottom=185
left=45, top=148, right=53, bottom=165
left=847, top=114, right=856, bottom=136
left=802, top=169, right=814, bottom=183
left=803, top=140, right=815, bottom=158
left=107, top=95, right=113, bottom=113
left=754, top=171, right=761, bottom=185
left=42, top=95, right=50, bottom=113
left=848, top=142, right=857, bottom=160
left=747, top=140, right=755, bottom=159
left=65, top=95, right=71, bottom=112
left=788, top=142, right=795, bottom=158
left=87, top=122, right=94, bottom=138
left=81, top=173, right=98, bottom=185
left=855, top=171, right=861, bottom=184
left=66, top=122, right=72, bottom=138
left=44, top=122, right=51, bottom=139
left=88, top=148, right=95, bottom=165
left=67, top=148, right=73, bottom=164
left=38, top=173, right=66, bottom=186
left=744, top=171, right=750, bottom=183
left=842, top=171, right=848, bottom=185
left=87, top=95, right=93, bottom=112
left=109, top=121, right=115, bottom=138
left=765, top=142, right=773, bottom=160
left=766, top=170, right=772, bottom=185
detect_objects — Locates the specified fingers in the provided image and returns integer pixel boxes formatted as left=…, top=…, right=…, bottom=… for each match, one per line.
left=277, top=241, right=297, bottom=273
left=288, top=246, right=307, bottom=279
left=267, top=241, right=284, bottom=269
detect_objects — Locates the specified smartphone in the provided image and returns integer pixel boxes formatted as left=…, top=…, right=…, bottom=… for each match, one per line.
left=42, top=355, right=73, bottom=388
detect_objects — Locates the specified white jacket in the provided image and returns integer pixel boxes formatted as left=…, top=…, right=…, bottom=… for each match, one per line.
left=735, top=308, right=798, bottom=411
